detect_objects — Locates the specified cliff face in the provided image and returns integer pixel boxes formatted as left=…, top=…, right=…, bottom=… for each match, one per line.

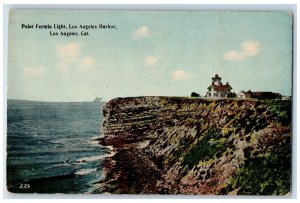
left=99, top=97, right=291, bottom=195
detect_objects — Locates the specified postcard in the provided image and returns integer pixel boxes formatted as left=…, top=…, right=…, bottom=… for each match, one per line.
left=6, top=10, right=292, bottom=195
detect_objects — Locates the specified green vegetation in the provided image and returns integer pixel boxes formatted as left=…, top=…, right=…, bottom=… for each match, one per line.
left=226, top=92, right=237, bottom=98
left=226, top=144, right=291, bottom=195
left=182, top=130, right=226, bottom=170
left=265, top=100, right=291, bottom=126
left=191, top=92, right=200, bottom=97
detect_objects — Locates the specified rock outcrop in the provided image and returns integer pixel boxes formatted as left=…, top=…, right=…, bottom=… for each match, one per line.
left=98, top=96, right=291, bottom=195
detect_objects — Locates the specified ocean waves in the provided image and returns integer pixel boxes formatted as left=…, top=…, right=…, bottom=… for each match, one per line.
left=7, top=101, right=106, bottom=193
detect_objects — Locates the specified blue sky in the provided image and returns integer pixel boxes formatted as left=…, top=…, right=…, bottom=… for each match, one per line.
left=8, top=10, right=292, bottom=101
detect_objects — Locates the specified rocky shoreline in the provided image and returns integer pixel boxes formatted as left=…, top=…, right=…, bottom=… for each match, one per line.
left=97, top=96, right=291, bottom=195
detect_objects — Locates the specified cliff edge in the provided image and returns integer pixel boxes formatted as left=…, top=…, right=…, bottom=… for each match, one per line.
left=99, top=96, right=291, bottom=195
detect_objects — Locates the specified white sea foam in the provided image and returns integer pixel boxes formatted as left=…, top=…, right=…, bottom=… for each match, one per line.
left=75, top=155, right=103, bottom=163
left=88, top=140, right=100, bottom=146
left=44, top=162, right=70, bottom=169
left=75, top=168, right=97, bottom=176
left=75, top=151, right=116, bottom=165
left=104, top=145, right=114, bottom=151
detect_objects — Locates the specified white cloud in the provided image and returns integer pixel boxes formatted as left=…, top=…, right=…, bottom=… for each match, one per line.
left=223, top=40, right=261, bottom=61
left=58, top=42, right=80, bottom=61
left=241, top=41, right=261, bottom=56
left=171, top=70, right=191, bottom=80
left=24, top=66, right=46, bottom=77
left=81, top=56, right=95, bottom=69
left=57, top=42, right=81, bottom=72
left=132, top=26, right=150, bottom=39
left=56, top=42, right=96, bottom=74
left=144, top=55, right=158, bottom=66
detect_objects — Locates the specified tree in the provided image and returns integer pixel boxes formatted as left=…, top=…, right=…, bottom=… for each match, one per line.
left=226, top=92, right=237, bottom=98
left=191, top=92, right=200, bottom=97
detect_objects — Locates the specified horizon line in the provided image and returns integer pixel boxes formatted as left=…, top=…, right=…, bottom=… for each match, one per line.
left=7, top=98, right=107, bottom=103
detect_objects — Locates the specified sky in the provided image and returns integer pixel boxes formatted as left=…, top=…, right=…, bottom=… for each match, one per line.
left=8, top=10, right=293, bottom=102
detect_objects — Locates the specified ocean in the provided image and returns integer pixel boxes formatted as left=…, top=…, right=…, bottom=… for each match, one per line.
left=6, top=100, right=109, bottom=194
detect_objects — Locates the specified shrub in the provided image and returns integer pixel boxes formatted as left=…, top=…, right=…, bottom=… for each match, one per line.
left=191, top=92, right=200, bottom=97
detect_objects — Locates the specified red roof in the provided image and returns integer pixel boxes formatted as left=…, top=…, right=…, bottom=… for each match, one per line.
left=208, top=84, right=232, bottom=91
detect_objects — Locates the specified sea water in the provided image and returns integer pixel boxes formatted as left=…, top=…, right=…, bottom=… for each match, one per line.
left=6, top=100, right=109, bottom=194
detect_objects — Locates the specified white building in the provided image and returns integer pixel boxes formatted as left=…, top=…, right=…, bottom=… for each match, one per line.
left=282, top=96, right=291, bottom=100
left=237, top=91, right=252, bottom=99
left=206, top=74, right=232, bottom=98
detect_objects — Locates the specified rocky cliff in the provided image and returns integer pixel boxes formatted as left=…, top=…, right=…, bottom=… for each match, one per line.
left=98, top=96, right=291, bottom=195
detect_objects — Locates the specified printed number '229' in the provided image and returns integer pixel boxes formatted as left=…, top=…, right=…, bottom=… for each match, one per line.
left=19, top=183, right=30, bottom=189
